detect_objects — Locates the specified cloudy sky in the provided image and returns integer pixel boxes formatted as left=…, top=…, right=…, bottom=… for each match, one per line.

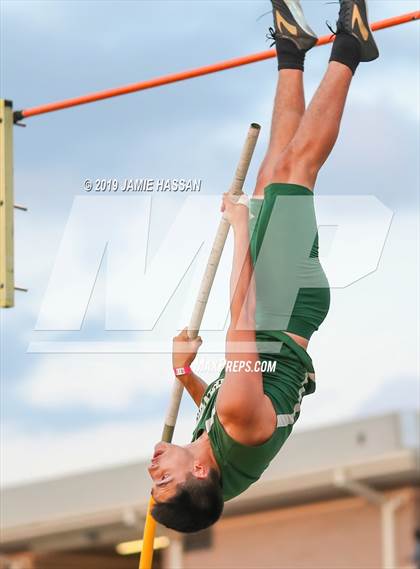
left=1, top=1, right=419, bottom=487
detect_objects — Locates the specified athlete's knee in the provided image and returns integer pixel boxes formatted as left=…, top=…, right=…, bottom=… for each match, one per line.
left=255, top=144, right=316, bottom=193
left=274, top=143, right=317, bottom=182
left=271, top=146, right=296, bottom=181
left=256, top=145, right=299, bottom=186
left=253, top=163, right=275, bottom=196
left=254, top=170, right=272, bottom=193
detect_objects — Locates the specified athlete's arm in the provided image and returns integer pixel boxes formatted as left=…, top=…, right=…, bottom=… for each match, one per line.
left=175, top=370, right=208, bottom=407
left=216, top=196, right=276, bottom=445
left=172, top=328, right=207, bottom=407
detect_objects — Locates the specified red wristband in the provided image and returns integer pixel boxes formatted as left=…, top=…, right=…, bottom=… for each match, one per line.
left=173, top=365, right=192, bottom=377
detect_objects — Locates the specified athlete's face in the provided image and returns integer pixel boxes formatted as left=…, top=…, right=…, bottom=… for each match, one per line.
left=148, top=442, right=193, bottom=502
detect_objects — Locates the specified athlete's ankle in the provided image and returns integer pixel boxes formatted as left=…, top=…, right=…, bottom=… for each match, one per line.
left=329, top=32, right=362, bottom=75
left=275, top=38, right=306, bottom=71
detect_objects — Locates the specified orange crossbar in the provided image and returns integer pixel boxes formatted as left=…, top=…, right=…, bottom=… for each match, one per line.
left=14, top=10, right=419, bottom=122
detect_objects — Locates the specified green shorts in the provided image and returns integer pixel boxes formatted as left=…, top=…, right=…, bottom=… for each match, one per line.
left=249, top=183, right=330, bottom=340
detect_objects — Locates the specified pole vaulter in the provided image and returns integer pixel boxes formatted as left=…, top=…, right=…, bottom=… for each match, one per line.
left=139, top=123, right=261, bottom=569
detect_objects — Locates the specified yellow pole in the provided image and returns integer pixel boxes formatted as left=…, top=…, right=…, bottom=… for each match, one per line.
left=138, top=498, right=157, bottom=569
left=139, top=123, right=261, bottom=569
left=0, top=99, right=14, bottom=308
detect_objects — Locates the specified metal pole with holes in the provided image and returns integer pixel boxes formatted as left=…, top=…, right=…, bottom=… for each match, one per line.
left=0, top=100, right=14, bottom=308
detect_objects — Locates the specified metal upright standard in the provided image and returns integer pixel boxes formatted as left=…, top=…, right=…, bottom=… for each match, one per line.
left=0, top=100, right=14, bottom=308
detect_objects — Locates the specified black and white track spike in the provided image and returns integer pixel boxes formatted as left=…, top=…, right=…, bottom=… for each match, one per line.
left=335, top=0, right=379, bottom=61
left=271, top=0, right=318, bottom=52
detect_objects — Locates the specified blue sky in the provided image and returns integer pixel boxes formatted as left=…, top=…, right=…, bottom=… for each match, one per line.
left=1, top=1, right=419, bottom=486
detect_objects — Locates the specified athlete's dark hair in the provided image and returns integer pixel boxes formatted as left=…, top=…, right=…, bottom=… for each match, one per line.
left=151, top=469, right=223, bottom=533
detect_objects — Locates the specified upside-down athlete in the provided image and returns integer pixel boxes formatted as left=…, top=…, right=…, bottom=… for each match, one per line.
left=149, top=0, right=379, bottom=532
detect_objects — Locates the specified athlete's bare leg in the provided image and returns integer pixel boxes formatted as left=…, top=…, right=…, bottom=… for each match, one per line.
left=251, top=0, right=379, bottom=352
left=259, top=0, right=380, bottom=192
left=254, top=69, right=305, bottom=196
left=269, top=61, right=353, bottom=191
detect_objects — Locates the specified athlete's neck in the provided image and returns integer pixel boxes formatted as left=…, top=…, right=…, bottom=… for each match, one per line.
left=186, top=431, right=220, bottom=474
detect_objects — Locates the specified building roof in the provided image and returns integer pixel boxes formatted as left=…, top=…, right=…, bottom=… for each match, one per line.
left=1, top=412, right=419, bottom=549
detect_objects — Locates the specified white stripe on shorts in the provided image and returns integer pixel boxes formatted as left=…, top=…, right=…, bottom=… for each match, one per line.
left=276, top=372, right=312, bottom=428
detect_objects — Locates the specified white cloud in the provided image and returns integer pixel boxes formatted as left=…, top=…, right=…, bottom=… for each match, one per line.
left=1, top=415, right=196, bottom=487
left=349, top=64, right=420, bottom=122
left=17, top=353, right=170, bottom=410
left=301, top=209, right=419, bottom=427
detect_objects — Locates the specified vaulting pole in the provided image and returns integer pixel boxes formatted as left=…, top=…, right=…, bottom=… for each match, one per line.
left=139, top=122, right=260, bottom=569
left=13, top=11, right=420, bottom=122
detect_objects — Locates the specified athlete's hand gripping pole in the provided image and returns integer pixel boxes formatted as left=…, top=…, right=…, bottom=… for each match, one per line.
left=139, top=123, right=261, bottom=569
